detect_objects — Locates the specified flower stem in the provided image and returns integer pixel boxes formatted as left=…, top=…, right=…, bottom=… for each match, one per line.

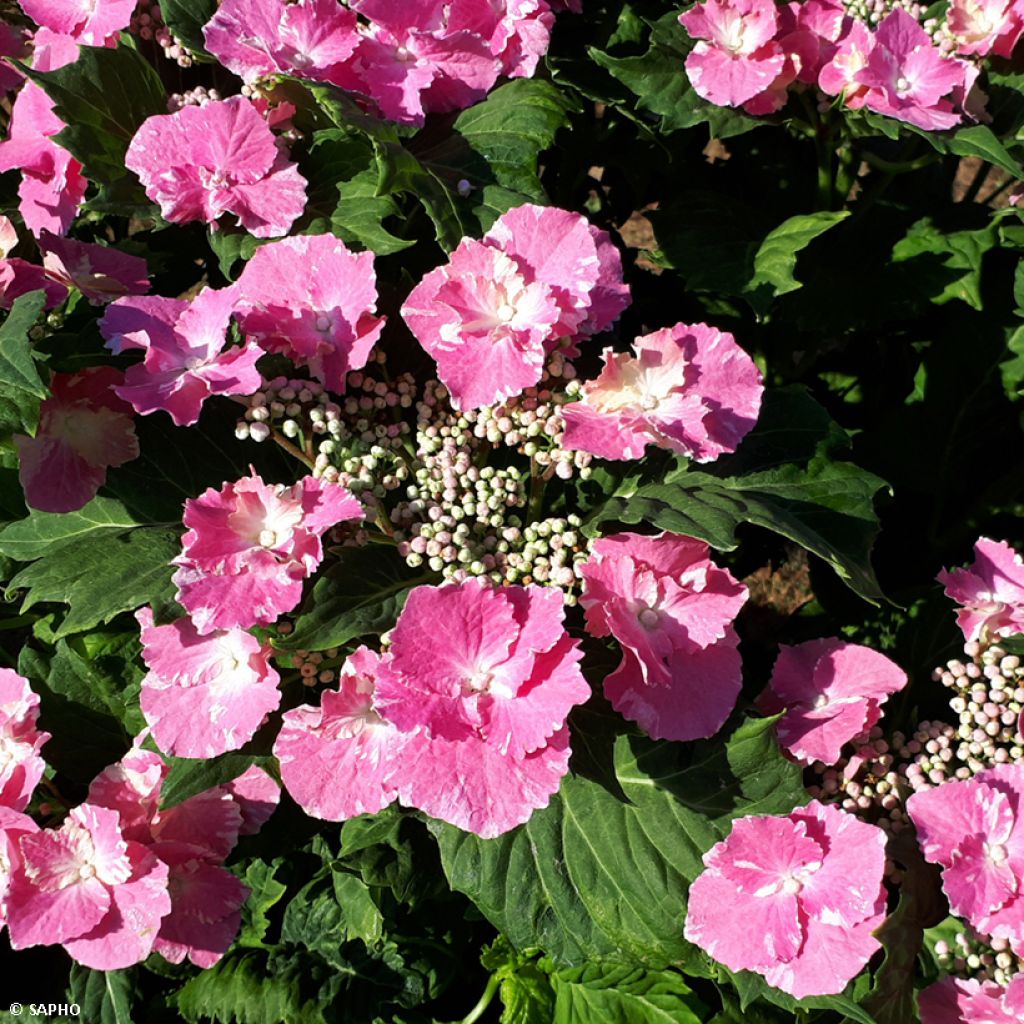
left=459, top=974, right=501, bottom=1024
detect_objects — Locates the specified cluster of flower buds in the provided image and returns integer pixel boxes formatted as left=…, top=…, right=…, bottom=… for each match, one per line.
left=935, top=927, right=1024, bottom=988
left=842, top=0, right=926, bottom=26
left=167, top=86, right=223, bottom=112
left=130, top=2, right=194, bottom=66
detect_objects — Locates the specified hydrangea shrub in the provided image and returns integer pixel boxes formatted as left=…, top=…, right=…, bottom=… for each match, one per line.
left=0, top=0, right=1023, bottom=1020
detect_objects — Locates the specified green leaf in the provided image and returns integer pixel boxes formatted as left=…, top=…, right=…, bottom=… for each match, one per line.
left=746, top=211, right=850, bottom=314
left=159, top=0, right=217, bottom=55
left=238, top=858, right=288, bottom=948
left=46, top=638, right=144, bottom=732
left=208, top=229, right=260, bottom=279
left=550, top=964, right=704, bottom=1024
left=5, top=525, right=179, bottom=638
left=0, top=292, right=48, bottom=413
left=451, top=79, right=575, bottom=199
left=175, top=952, right=320, bottom=1024
left=277, top=545, right=430, bottom=651
left=161, top=751, right=274, bottom=810
left=432, top=716, right=805, bottom=968
left=0, top=496, right=144, bottom=561
left=947, top=124, right=1023, bottom=179
left=725, top=969, right=879, bottom=1024
left=585, top=388, right=889, bottom=602
left=68, top=966, right=139, bottom=1024
left=19, top=44, right=167, bottom=189
left=891, top=217, right=997, bottom=311
left=331, top=871, right=385, bottom=946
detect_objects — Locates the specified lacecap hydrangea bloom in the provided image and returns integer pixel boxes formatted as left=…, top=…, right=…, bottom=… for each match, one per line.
left=100, top=285, right=263, bottom=427
left=18, top=0, right=135, bottom=45
left=562, top=322, right=763, bottom=463
left=14, top=366, right=140, bottom=514
left=918, top=974, right=1024, bottom=1024
left=947, top=0, right=1024, bottom=58
left=125, top=95, right=307, bottom=237
left=0, top=669, right=49, bottom=812
left=235, top=234, right=385, bottom=392
left=277, top=580, right=589, bottom=837
left=684, top=800, right=888, bottom=998
left=173, top=471, right=363, bottom=634
left=136, top=608, right=281, bottom=758
left=939, top=537, right=1024, bottom=642
left=757, top=638, right=908, bottom=766
left=401, top=203, right=628, bottom=409
left=908, top=764, right=1024, bottom=954
left=579, top=531, right=747, bottom=741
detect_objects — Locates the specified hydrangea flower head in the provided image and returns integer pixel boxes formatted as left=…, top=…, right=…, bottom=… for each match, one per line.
left=562, top=322, right=763, bottom=462
left=136, top=608, right=281, bottom=758
left=125, top=96, right=307, bottom=238
left=173, top=471, right=363, bottom=633
left=235, top=234, right=385, bottom=391
left=857, top=8, right=970, bottom=130
left=5, top=803, right=171, bottom=969
left=938, top=538, right=1024, bottom=642
left=15, top=366, right=139, bottom=514
left=18, top=0, right=135, bottom=45
left=275, top=646, right=423, bottom=820
left=38, top=231, right=149, bottom=305
left=99, top=285, right=262, bottom=427
left=908, top=764, right=1024, bottom=952
left=818, top=17, right=875, bottom=108
left=0, top=669, right=49, bottom=812
left=203, top=0, right=361, bottom=84
left=948, top=0, right=1024, bottom=58
left=579, top=531, right=748, bottom=682
left=375, top=579, right=589, bottom=757
left=684, top=800, right=887, bottom=997
left=679, top=0, right=787, bottom=108
left=402, top=204, right=627, bottom=409
left=757, top=638, right=908, bottom=765
left=0, top=29, right=87, bottom=236
left=919, top=974, right=1024, bottom=1024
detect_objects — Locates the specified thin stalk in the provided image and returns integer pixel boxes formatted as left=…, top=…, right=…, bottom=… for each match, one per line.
left=459, top=975, right=501, bottom=1024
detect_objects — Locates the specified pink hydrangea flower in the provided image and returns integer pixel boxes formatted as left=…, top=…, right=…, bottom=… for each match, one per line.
left=37, top=231, right=149, bottom=304
left=150, top=842, right=250, bottom=968
left=0, top=258, right=69, bottom=309
left=0, top=670, right=49, bottom=813
left=919, top=975, right=1024, bottom=1024
left=579, top=531, right=748, bottom=683
left=604, top=631, right=744, bottom=742
left=376, top=580, right=588, bottom=755
left=87, top=745, right=266, bottom=967
left=818, top=16, right=875, bottom=109
left=203, top=0, right=361, bottom=85
left=679, top=0, right=787, bottom=108
left=908, top=765, right=1024, bottom=953
left=757, top=638, right=908, bottom=766
left=342, top=0, right=553, bottom=125
left=125, top=96, right=307, bottom=238
left=857, top=9, right=971, bottom=130
left=14, top=366, right=139, bottom=514
left=275, top=646, right=424, bottom=820
left=948, top=0, right=1024, bottom=58
left=221, top=765, right=280, bottom=835
left=5, top=803, right=171, bottom=969
left=99, top=286, right=262, bottom=427
left=562, top=322, right=763, bottom=463
left=684, top=800, right=887, bottom=998
left=18, top=0, right=135, bottom=45
left=0, top=29, right=87, bottom=237
left=173, top=471, right=363, bottom=634
left=0, top=808, right=38, bottom=932
left=402, top=204, right=627, bottom=409
left=136, top=608, right=281, bottom=758
left=938, top=538, right=1024, bottom=643
left=234, top=234, right=385, bottom=391
left=396, top=724, right=572, bottom=839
